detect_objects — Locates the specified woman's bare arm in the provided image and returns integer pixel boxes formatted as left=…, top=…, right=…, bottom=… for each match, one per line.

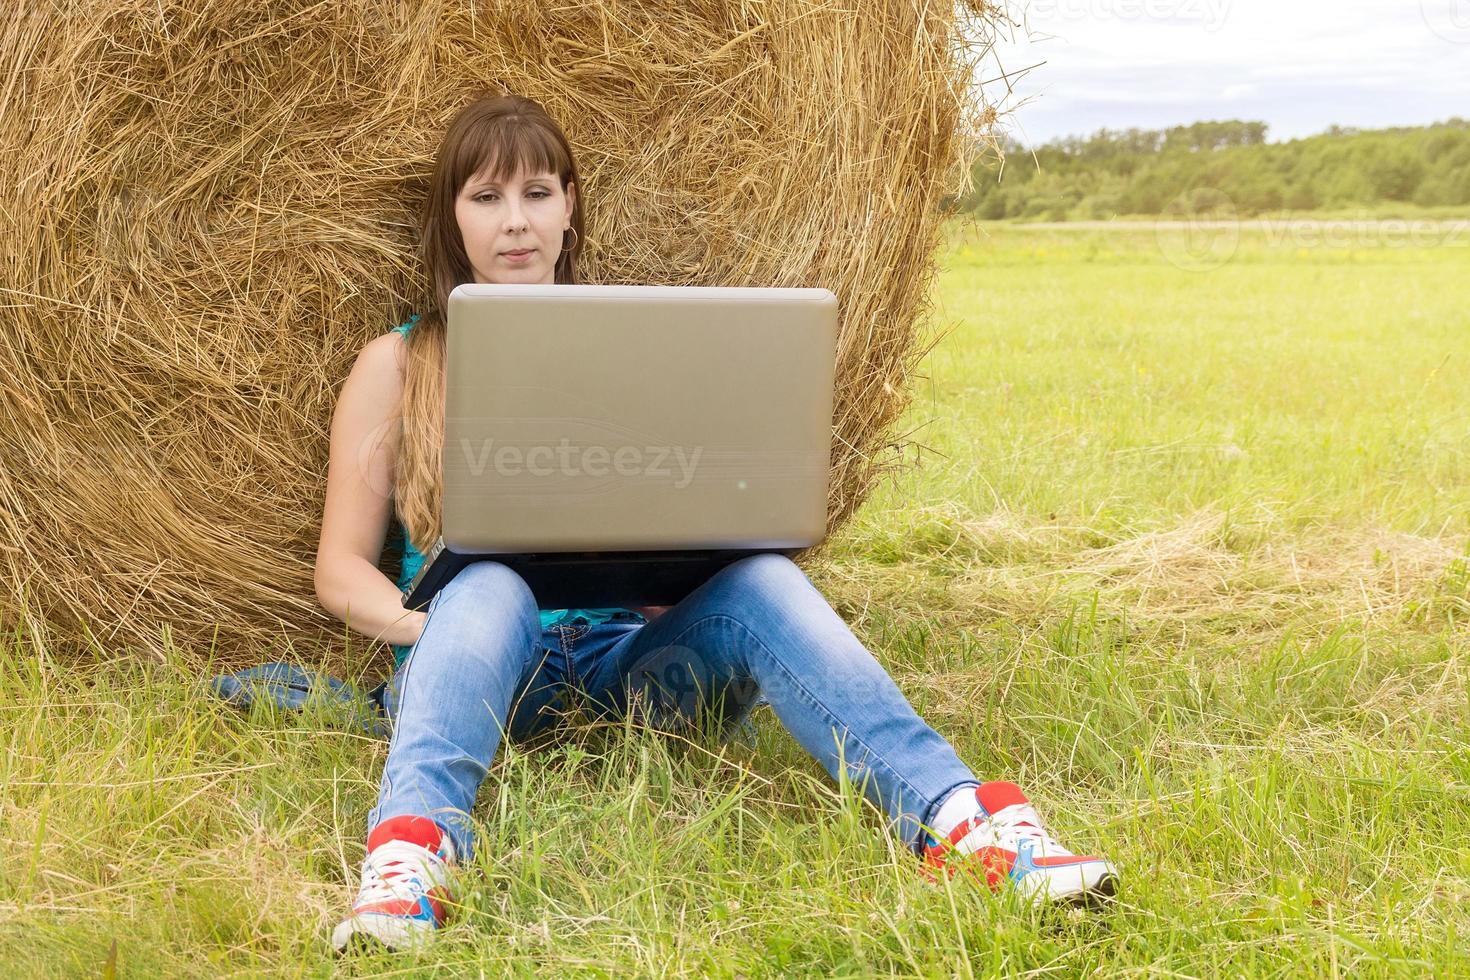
left=313, top=332, right=427, bottom=648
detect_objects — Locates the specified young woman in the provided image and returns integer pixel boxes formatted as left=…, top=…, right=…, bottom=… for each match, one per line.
left=315, top=93, right=1117, bottom=953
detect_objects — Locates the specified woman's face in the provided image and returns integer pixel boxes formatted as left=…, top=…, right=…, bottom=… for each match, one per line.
left=454, top=165, right=576, bottom=285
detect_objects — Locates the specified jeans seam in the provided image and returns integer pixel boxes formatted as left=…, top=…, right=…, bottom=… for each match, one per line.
left=386, top=588, right=446, bottom=725
left=370, top=586, right=448, bottom=828
left=509, top=645, right=557, bottom=734
left=650, top=611, right=933, bottom=816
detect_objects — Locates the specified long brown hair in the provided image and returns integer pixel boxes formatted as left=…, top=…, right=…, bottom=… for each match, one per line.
left=396, top=93, right=586, bottom=555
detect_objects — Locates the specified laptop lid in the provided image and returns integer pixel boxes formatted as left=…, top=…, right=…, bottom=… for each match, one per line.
left=441, top=283, right=838, bottom=554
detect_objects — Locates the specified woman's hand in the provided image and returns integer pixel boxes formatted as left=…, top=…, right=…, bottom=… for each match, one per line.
left=410, top=610, right=430, bottom=643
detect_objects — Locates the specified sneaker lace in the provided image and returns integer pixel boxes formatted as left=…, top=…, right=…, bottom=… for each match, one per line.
left=964, top=802, right=1075, bottom=859
left=354, top=839, right=452, bottom=909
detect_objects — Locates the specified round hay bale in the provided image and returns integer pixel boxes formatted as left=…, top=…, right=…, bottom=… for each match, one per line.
left=0, top=1, right=1001, bottom=669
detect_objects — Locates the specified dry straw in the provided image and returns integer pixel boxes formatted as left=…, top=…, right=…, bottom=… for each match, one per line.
left=0, top=1, right=1007, bottom=669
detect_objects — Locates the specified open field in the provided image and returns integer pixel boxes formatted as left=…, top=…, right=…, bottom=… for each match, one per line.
left=1, top=221, right=1466, bottom=975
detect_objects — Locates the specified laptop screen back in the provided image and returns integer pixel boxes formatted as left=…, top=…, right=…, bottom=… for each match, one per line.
left=441, top=283, right=838, bottom=553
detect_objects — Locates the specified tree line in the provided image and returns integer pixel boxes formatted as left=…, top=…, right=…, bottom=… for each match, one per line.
left=956, top=118, right=1470, bottom=220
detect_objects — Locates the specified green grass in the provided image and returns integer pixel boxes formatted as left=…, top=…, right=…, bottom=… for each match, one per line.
left=3, top=222, right=1467, bottom=975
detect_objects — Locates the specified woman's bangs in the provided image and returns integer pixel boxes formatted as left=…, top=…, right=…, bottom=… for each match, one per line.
left=456, top=122, right=567, bottom=190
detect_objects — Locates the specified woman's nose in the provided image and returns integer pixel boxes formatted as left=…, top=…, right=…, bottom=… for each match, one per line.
left=505, top=200, right=528, bottom=231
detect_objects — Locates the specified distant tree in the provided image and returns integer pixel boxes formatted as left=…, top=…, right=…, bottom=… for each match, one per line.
left=961, top=119, right=1469, bottom=218
left=1285, top=180, right=1320, bottom=211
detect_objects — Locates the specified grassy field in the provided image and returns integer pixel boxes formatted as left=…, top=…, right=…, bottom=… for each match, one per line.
left=3, top=221, right=1467, bottom=976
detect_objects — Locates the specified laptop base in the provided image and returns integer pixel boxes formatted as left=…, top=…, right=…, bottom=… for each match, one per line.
left=402, top=544, right=798, bottom=612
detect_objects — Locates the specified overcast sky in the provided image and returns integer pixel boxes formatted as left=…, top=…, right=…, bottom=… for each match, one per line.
left=984, top=0, right=1469, bottom=146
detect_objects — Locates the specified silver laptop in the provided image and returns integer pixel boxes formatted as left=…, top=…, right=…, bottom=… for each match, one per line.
left=403, top=282, right=838, bottom=611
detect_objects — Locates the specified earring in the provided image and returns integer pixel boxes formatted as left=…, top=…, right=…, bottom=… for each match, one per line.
left=561, top=227, right=579, bottom=253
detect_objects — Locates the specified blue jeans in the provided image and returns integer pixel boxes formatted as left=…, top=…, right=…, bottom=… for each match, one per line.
left=368, top=553, right=980, bottom=859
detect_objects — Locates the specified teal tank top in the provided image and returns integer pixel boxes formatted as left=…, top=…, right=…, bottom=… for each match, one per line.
left=386, top=314, right=637, bottom=666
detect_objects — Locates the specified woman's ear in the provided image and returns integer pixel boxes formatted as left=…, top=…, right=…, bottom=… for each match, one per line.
left=564, top=180, right=576, bottom=224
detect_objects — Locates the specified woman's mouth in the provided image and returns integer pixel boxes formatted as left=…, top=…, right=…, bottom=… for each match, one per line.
left=501, top=248, right=535, bottom=263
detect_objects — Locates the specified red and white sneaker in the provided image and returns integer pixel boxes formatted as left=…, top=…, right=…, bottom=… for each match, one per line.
left=920, top=782, right=1118, bottom=905
left=331, top=815, right=457, bottom=952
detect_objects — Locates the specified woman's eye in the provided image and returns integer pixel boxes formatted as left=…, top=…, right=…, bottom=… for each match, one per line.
left=475, top=191, right=550, bottom=202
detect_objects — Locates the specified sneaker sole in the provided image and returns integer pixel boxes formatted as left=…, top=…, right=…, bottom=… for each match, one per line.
left=331, top=912, right=436, bottom=953
left=1017, top=859, right=1119, bottom=906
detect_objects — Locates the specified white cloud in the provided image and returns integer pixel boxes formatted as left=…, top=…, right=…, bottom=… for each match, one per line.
left=985, top=0, right=1469, bottom=144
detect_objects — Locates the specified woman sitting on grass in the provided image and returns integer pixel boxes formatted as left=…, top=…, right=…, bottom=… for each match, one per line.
left=313, top=92, right=1118, bottom=953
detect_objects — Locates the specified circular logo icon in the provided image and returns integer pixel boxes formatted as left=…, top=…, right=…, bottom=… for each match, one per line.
left=625, top=643, right=766, bottom=737
left=353, top=413, right=416, bottom=499
left=1422, top=0, right=1470, bottom=43
left=626, top=643, right=717, bottom=730
left=1155, top=188, right=1240, bottom=272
